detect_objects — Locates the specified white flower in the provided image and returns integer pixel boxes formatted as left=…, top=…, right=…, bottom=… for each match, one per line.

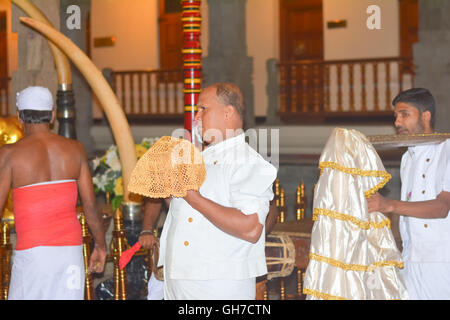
left=91, top=138, right=158, bottom=197
left=93, top=174, right=108, bottom=191
left=108, top=157, right=122, bottom=172
left=141, top=137, right=151, bottom=144
left=107, top=144, right=118, bottom=153
left=92, top=157, right=101, bottom=170
left=105, top=147, right=118, bottom=166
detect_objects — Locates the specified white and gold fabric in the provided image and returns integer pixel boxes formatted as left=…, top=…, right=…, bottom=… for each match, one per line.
left=303, top=128, right=408, bottom=300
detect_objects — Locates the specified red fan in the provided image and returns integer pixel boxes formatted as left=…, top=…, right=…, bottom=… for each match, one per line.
left=119, top=242, right=141, bottom=270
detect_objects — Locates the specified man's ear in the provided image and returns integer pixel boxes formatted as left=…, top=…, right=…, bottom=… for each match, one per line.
left=17, top=111, right=23, bottom=125
left=224, top=105, right=235, bottom=121
left=421, top=110, right=432, bottom=130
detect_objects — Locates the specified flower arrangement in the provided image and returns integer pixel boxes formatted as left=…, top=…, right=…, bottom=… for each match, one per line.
left=91, top=137, right=159, bottom=211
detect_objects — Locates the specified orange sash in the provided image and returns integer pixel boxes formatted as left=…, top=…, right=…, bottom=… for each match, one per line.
left=13, top=180, right=82, bottom=251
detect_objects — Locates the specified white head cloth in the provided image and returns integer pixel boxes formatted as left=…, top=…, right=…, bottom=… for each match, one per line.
left=16, top=86, right=53, bottom=111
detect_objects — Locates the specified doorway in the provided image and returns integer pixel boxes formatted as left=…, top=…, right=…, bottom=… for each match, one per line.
left=0, top=11, right=7, bottom=78
left=158, top=0, right=183, bottom=70
left=399, top=0, right=418, bottom=59
left=279, top=0, right=324, bottom=61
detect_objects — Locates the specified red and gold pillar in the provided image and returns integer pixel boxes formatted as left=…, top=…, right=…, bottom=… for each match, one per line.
left=182, top=0, right=202, bottom=138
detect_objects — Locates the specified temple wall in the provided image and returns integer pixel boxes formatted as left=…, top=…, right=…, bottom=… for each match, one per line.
left=323, top=0, right=400, bottom=60
left=246, top=0, right=400, bottom=116
left=11, top=0, right=60, bottom=121
left=88, top=0, right=402, bottom=119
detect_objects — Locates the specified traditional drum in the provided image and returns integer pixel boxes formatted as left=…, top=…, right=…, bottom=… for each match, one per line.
left=265, top=234, right=296, bottom=280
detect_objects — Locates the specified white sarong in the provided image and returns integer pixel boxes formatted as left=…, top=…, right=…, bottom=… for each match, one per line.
left=8, top=245, right=84, bottom=300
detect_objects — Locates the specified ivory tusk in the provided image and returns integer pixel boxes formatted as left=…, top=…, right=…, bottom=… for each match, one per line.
left=19, top=17, right=136, bottom=201
left=12, top=0, right=72, bottom=86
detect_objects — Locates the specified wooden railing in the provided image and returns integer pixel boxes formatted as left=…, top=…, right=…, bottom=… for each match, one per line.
left=0, top=77, right=11, bottom=117
left=107, top=69, right=184, bottom=118
left=277, top=57, right=414, bottom=121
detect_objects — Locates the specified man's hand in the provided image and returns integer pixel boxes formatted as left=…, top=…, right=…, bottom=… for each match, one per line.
left=139, top=233, right=156, bottom=250
left=88, top=245, right=107, bottom=274
left=367, top=192, right=393, bottom=213
left=184, top=189, right=202, bottom=205
left=368, top=191, right=449, bottom=219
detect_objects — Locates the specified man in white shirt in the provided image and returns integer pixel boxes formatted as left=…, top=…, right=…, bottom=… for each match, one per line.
left=367, top=88, right=450, bottom=299
left=150, top=83, right=277, bottom=300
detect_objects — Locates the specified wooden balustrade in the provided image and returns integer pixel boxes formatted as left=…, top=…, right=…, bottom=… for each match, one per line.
left=109, top=69, right=184, bottom=119
left=0, top=77, right=11, bottom=117
left=278, top=57, right=414, bottom=122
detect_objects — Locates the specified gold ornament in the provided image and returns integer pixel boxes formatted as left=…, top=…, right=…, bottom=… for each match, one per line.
left=0, top=116, right=24, bottom=230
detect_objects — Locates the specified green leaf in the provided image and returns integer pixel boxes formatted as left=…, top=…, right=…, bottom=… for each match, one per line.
left=105, top=184, right=114, bottom=194
left=106, top=170, right=116, bottom=179
left=112, top=195, right=124, bottom=211
left=99, top=162, right=110, bottom=170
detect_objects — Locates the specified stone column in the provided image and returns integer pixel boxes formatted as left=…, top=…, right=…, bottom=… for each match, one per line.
left=414, top=0, right=450, bottom=133
left=60, top=0, right=95, bottom=154
left=203, top=0, right=255, bottom=128
left=11, top=0, right=59, bottom=126
left=265, top=58, right=281, bottom=126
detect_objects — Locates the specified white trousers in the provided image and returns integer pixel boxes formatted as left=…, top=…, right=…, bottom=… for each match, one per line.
left=164, top=277, right=256, bottom=300
left=8, top=245, right=84, bottom=300
left=401, top=261, right=450, bottom=300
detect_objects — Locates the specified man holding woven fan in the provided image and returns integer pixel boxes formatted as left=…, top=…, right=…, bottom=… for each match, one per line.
left=130, top=83, right=277, bottom=300
left=367, top=88, right=450, bottom=299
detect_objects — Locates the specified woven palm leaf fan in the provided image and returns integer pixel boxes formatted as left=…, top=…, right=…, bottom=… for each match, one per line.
left=127, top=136, right=206, bottom=198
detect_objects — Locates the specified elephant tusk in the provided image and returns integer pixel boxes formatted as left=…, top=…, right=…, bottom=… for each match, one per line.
left=19, top=17, right=137, bottom=202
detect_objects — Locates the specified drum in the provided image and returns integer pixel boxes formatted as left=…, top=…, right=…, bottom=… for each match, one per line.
left=265, top=234, right=296, bottom=280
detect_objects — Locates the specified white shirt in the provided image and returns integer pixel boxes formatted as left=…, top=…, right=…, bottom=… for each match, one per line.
left=399, top=139, right=450, bottom=263
left=158, top=133, right=278, bottom=280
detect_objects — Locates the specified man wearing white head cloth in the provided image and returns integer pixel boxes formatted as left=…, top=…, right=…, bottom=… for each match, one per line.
left=0, top=86, right=107, bottom=300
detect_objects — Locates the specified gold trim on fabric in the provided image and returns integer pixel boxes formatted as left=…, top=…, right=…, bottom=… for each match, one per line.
left=309, top=252, right=404, bottom=272
left=318, top=161, right=391, bottom=198
left=313, top=208, right=391, bottom=230
left=303, top=288, right=346, bottom=300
